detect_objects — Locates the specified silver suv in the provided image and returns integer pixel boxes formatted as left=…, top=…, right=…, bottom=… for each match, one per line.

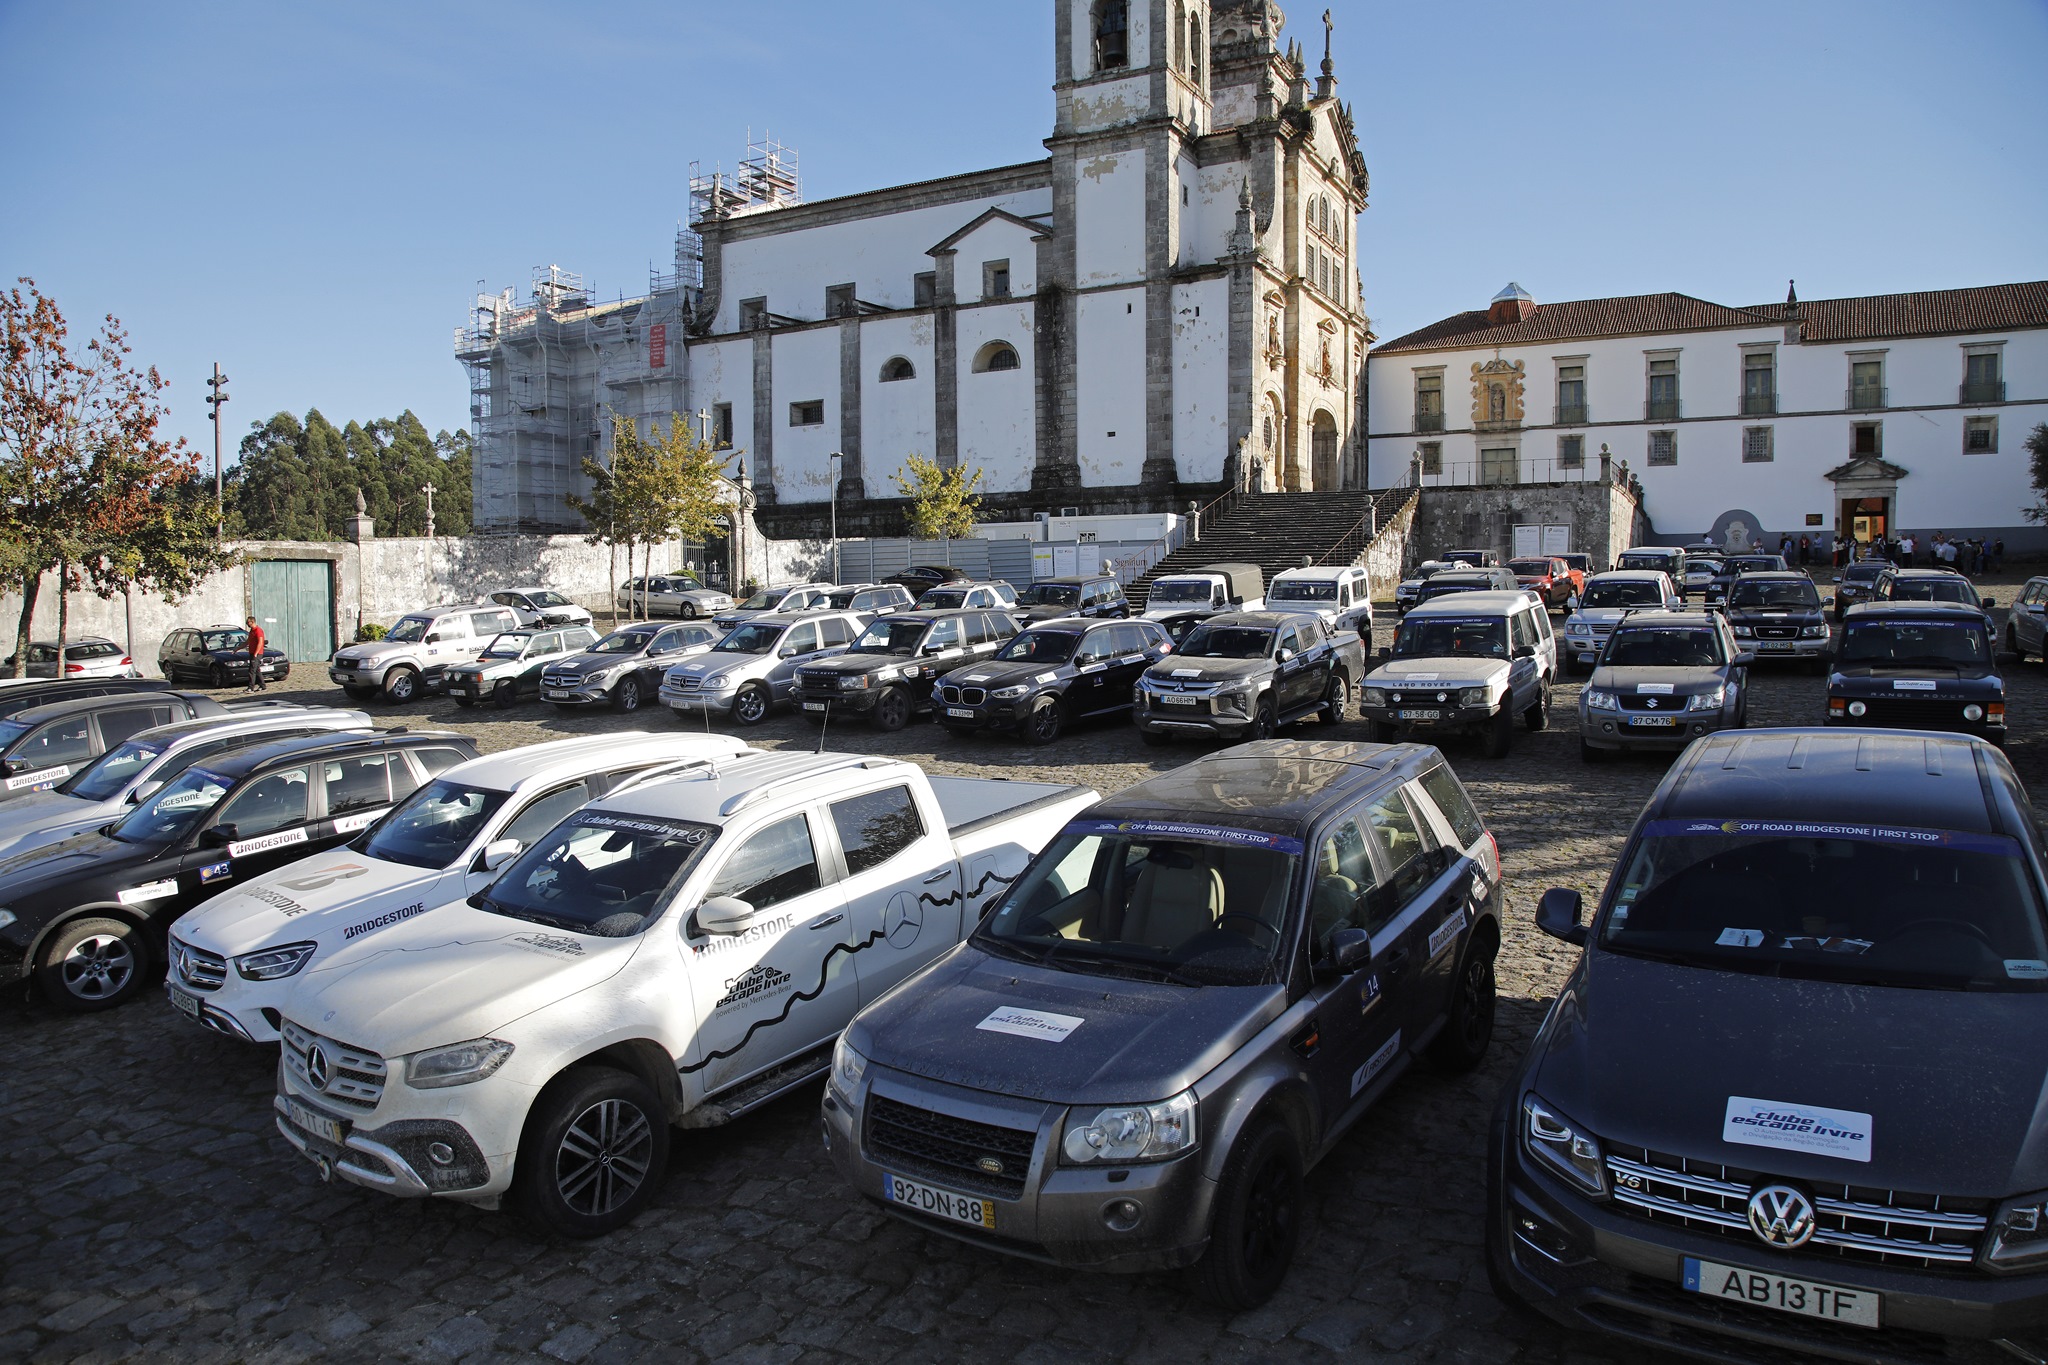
left=711, top=582, right=837, bottom=632
left=659, top=610, right=864, bottom=726
left=328, top=603, right=525, bottom=703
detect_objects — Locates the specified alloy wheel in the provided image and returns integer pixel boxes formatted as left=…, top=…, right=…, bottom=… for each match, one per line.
left=553, top=1098, right=655, bottom=1217
left=61, top=934, right=136, bottom=1002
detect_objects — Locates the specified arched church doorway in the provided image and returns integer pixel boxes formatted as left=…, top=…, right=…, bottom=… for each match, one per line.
left=1310, top=410, right=1340, bottom=490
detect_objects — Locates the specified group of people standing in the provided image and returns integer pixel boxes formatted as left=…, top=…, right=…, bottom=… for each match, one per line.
left=1821, top=531, right=2004, bottom=574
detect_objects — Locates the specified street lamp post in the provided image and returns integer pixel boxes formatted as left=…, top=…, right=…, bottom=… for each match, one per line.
left=204, top=363, right=229, bottom=537
left=827, top=451, right=842, bottom=585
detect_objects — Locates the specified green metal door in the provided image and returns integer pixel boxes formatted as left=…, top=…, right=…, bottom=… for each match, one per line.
left=250, top=560, right=335, bottom=662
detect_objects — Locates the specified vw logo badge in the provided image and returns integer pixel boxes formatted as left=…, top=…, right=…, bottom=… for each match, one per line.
left=1747, top=1184, right=1817, bottom=1249
left=977, top=1156, right=1004, bottom=1176
left=306, top=1043, right=332, bottom=1092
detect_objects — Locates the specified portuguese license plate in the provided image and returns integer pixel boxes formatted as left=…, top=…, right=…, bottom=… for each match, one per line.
left=1759, top=641, right=1793, bottom=652
left=1628, top=715, right=1679, bottom=727
left=947, top=707, right=975, bottom=718
left=545, top=689, right=573, bottom=700
left=1682, top=1257, right=1879, bottom=1329
left=1396, top=709, right=1441, bottom=721
left=1159, top=694, right=1198, bottom=706
left=167, top=985, right=201, bottom=1020
left=286, top=1098, right=348, bottom=1147
left=803, top=701, right=827, bottom=712
left=882, top=1172, right=996, bottom=1231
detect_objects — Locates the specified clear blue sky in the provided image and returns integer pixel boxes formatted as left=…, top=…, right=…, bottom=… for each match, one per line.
left=3, top=0, right=2043, bottom=465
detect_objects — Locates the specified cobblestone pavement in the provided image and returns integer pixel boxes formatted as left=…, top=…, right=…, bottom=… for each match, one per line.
left=4, top=580, right=2045, bottom=1363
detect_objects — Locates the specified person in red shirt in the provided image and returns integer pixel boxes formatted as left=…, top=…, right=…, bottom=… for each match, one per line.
left=243, top=616, right=267, bottom=691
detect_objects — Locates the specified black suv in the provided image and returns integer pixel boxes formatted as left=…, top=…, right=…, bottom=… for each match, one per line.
left=1702, top=554, right=1789, bottom=608
left=1722, top=572, right=1832, bottom=673
left=1828, top=601, right=2006, bottom=746
left=159, top=625, right=291, bottom=687
left=0, top=691, right=237, bottom=802
left=1828, top=558, right=1892, bottom=621
left=1012, top=575, right=1131, bottom=624
left=1415, top=568, right=1519, bottom=605
left=883, top=564, right=972, bottom=598
left=0, top=728, right=477, bottom=1012
left=1134, top=612, right=1363, bottom=745
left=825, top=739, right=1503, bottom=1308
left=1491, top=727, right=2048, bottom=1362
left=935, top=617, right=1170, bottom=744
left=793, top=609, right=1016, bottom=731
left=1876, top=567, right=1995, bottom=618
left=0, top=677, right=173, bottom=721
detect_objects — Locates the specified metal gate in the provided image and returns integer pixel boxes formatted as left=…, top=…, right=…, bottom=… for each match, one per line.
left=249, top=560, right=335, bottom=662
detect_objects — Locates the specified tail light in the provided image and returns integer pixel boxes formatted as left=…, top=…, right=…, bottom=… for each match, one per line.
left=120, top=657, right=132, bottom=667
left=65, top=663, right=83, bottom=673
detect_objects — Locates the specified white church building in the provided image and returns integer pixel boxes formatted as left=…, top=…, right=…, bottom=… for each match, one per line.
left=1367, top=279, right=2048, bottom=550
left=460, top=1, right=1372, bottom=534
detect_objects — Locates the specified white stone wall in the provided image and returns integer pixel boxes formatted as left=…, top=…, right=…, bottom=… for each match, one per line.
left=1074, top=148, right=1148, bottom=286
left=1170, top=277, right=1230, bottom=482
left=955, top=301, right=1039, bottom=492
left=690, top=339, right=754, bottom=465
left=1075, top=288, right=1150, bottom=484
left=769, top=328, right=842, bottom=502
left=1369, top=320, right=2048, bottom=540
left=858, top=313, right=937, bottom=495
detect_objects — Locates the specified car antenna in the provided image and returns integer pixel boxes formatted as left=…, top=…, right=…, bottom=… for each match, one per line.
left=816, top=699, right=830, bottom=754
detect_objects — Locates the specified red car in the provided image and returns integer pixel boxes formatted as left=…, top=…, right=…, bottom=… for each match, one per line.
left=1509, top=556, right=1580, bottom=609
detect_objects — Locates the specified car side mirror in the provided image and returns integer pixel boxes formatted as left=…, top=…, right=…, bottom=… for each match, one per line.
left=1983, top=597, right=1998, bottom=609
left=1276, top=647, right=1295, bottom=663
left=424, top=633, right=443, bottom=644
left=1536, top=887, right=1586, bottom=946
left=201, top=823, right=240, bottom=848
left=1732, top=651, right=1756, bottom=667
left=129, top=780, right=162, bottom=804
left=479, top=838, right=521, bottom=872
left=1324, top=926, right=1372, bottom=978
left=1513, top=644, right=1535, bottom=659
left=1665, top=598, right=1683, bottom=611
left=697, top=895, right=759, bottom=935
left=1831, top=575, right=1842, bottom=583
left=778, top=646, right=800, bottom=658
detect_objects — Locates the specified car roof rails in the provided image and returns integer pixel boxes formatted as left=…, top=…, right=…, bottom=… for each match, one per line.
left=608, top=748, right=767, bottom=797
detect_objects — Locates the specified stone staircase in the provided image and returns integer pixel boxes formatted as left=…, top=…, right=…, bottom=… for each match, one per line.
left=1127, top=489, right=1413, bottom=609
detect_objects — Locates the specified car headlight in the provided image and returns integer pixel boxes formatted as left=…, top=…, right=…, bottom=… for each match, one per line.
left=1459, top=686, right=1488, bottom=706
left=1523, top=1094, right=1607, bottom=1197
left=1964, top=704, right=1985, bottom=722
left=1800, top=625, right=1829, bottom=639
left=1585, top=689, right=1619, bottom=711
left=1848, top=700, right=1867, bottom=717
left=0, top=909, right=15, bottom=931
left=990, top=684, right=1028, bottom=700
left=1061, top=1090, right=1197, bottom=1164
left=1988, top=1191, right=2048, bottom=1269
left=1687, top=687, right=1726, bottom=711
left=830, top=1034, right=868, bottom=1104
left=705, top=673, right=735, bottom=690
left=843, top=674, right=869, bottom=689
left=404, top=1037, right=515, bottom=1089
left=584, top=667, right=616, bottom=685
left=1362, top=687, right=1386, bottom=707
left=1731, top=625, right=1753, bottom=638
left=233, top=941, right=317, bottom=981
left=1565, top=623, right=1589, bottom=637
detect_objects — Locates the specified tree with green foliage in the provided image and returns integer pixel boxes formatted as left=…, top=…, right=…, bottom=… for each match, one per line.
left=892, top=454, right=983, bottom=540
left=227, top=408, right=472, bottom=540
left=2025, top=422, right=2048, bottom=524
left=567, top=415, right=732, bottom=619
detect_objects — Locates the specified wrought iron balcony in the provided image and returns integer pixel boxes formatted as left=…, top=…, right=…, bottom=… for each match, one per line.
left=1555, top=404, right=1588, bottom=426
left=1740, top=392, right=1776, bottom=416
left=1846, top=386, right=1887, bottom=410
left=1960, top=380, right=2005, bottom=405
left=1645, top=398, right=1681, bottom=421
left=1415, top=411, right=1444, bottom=433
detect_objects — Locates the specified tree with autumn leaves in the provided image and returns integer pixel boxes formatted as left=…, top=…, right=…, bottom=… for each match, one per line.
left=0, top=279, right=232, bottom=675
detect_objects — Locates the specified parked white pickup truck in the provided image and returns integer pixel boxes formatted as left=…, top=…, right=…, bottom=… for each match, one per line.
left=269, top=750, right=1096, bottom=1237
left=167, top=732, right=748, bottom=1042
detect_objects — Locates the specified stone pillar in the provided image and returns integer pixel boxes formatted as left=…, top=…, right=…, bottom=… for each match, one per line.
left=750, top=329, right=776, bottom=504
left=932, top=252, right=959, bottom=471
left=837, top=315, right=865, bottom=500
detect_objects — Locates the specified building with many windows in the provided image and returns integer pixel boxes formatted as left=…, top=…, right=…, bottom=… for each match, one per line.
left=1367, top=280, right=2048, bottom=550
left=461, top=1, right=1372, bottom=534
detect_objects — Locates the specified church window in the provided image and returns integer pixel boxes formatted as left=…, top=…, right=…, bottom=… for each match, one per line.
left=1262, top=414, right=1274, bottom=449
left=1965, top=416, right=1998, bottom=453
left=1557, top=434, right=1585, bottom=470
left=1742, top=427, right=1774, bottom=463
left=1419, top=442, right=1442, bottom=476
left=983, top=260, right=1012, bottom=299
left=1852, top=421, right=1882, bottom=456
left=826, top=283, right=856, bottom=318
left=1188, top=15, right=1202, bottom=82
left=713, top=404, right=733, bottom=449
left=974, top=341, right=1021, bottom=373
left=739, top=297, right=766, bottom=331
left=1648, top=430, right=1677, bottom=466
left=913, top=271, right=936, bottom=308
left=1414, top=372, right=1443, bottom=432
left=1093, top=0, right=1129, bottom=71
left=790, top=400, right=825, bottom=427
left=879, top=356, right=916, bottom=383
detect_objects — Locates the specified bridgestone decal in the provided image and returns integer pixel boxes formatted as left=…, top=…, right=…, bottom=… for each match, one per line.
left=332, top=807, right=389, bottom=834
left=5, top=766, right=68, bottom=791
left=117, top=879, right=179, bottom=906
left=342, top=901, right=427, bottom=941
left=228, top=828, right=310, bottom=859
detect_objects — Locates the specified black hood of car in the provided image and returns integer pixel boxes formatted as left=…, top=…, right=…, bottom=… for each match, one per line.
left=1018, top=604, right=1085, bottom=622
left=0, top=827, right=149, bottom=908
left=852, top=944, right=1286, bottom=1106
left=1527, top=950, right=2048, bottom=1193
left=1142, top=656, right=1272, bottom=685
left=1830, top=664, right=1999, bottom=694
left=939, top=658, right=1061, bottom=688
left=802, top=650, right=914, bottom=677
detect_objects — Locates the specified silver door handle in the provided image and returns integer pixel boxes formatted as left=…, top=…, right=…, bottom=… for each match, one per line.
left=808, top=912, right=844, bottom=930
left=923, top=869, right=952, bottom=884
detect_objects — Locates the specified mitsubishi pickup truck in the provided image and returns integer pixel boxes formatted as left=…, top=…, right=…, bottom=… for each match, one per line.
left=166, top=732, right=749, bottom=1042
left=268, top=751, right=1098, bottom=1238
left=1134, top=612, right=1362, bottom=745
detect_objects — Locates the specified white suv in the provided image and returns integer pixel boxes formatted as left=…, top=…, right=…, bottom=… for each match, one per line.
left=329, top=604, right=525, bottom=703
left=1268, top=564, right=1375, bottom=642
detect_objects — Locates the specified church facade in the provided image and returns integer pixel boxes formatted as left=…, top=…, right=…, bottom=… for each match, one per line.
left=460, top=2, right=1371, bottom=534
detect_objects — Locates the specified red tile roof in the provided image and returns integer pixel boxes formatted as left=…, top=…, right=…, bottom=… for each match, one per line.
left=1373, top=292, right=1773, bottom=355
left=1375, top=281, right=2048, bottom=355
left=1743, top=281, right=2048, bottom=343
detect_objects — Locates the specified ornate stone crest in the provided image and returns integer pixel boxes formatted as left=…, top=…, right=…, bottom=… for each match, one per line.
left=1471, top=357, right=1525, bottom=430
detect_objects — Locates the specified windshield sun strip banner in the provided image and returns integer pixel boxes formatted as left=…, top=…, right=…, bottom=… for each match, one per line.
left=1645, top=817, right=2019, bottom=856
left=574, top=812, right=715, bottom=843
left=1062, top=818, right=1304, bottom=855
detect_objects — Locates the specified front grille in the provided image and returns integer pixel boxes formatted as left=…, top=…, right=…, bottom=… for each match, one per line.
left=1845, top=697, right=1973, bottom=728
left=280, top=1017, right=388, bottom=1111
left=940, top=685, right=986, bottom=705
left=1755, top=626, right=1799, bottom=640
left=865, top=1096, right=1035, bottom=1199
left=797, top=669, right=846, bottom=690
left=667, top=675, right=703, bottom=693
left=540, top=669, right=584, bottom=688
left=172, top=938, right=226, bottom=992
left=1386, top=688, right=1458, bottom=704
left=1618, top=693, right=1695, bottom=712
left=1605, top=1147, right=1989, bottom=1269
